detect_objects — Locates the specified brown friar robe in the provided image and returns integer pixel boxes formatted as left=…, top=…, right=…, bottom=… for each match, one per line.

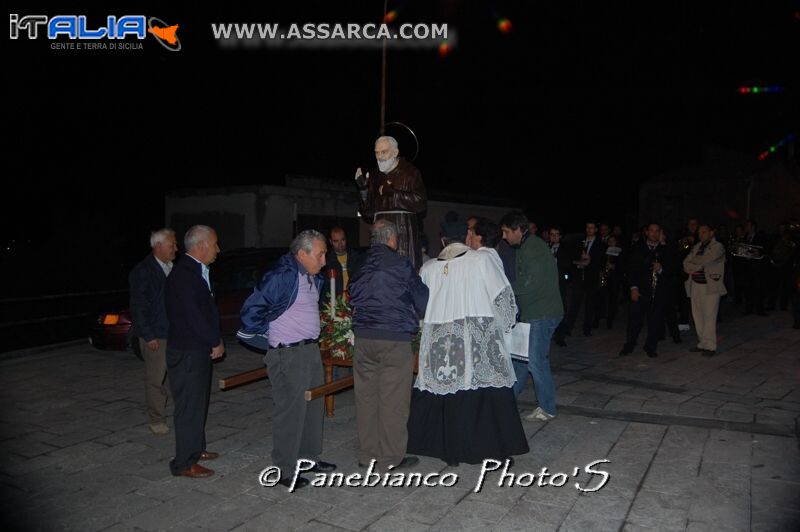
left=358, top=158, right=427, bottom=269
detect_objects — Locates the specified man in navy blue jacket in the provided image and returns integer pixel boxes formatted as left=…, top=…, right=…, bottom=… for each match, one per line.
left=129, top=228, right=177, bottom=435
left=165, top=225, right=224, bottom=478
left=349, top=219, right=428, bottom=471
left=237, top=230, right=338, bottom=490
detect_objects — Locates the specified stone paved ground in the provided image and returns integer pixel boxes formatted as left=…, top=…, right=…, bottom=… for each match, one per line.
left=1, top=304, right=798, bottom=531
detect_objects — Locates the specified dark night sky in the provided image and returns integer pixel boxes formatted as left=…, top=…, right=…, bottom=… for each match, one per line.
left=4, top=0, right=799, bottom=296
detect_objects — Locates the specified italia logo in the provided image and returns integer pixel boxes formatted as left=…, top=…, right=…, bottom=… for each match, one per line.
left=9, top=14, right=181, bottom=51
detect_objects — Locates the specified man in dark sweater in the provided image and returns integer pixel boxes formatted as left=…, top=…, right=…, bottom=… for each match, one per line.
left=165, top=225, right=224, bottom=478
left=129, top=228, right=177, bottom=435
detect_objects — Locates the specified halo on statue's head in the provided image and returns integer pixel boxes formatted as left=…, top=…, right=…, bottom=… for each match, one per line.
left=382, top=121, right=419, bottom=162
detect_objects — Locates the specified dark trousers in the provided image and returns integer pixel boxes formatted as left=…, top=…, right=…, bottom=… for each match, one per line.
left=732, top=258, right=746, bottom=304
left=554, top=281, right=569, bottom=337
left=744, top=261, right=765, bottom=313
left=563, top=281, right=597, bottom=335
left=606, top=278, right=622, bottom=326
left=594, top=286, right=609, bottom=323
left=166, top=347, right=212, bottom=474
left=624, top=294, right=665, bottom=352
left=769, top=263, right=793, bottom=310
left=662, top=288, right=679, bottom=338
left=677, top=286, right=692, bottom=325
left=264, top=343, right=324, bottom=473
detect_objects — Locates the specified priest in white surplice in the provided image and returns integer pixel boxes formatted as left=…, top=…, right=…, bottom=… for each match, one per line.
left=406, top=219, right=529, bottom=466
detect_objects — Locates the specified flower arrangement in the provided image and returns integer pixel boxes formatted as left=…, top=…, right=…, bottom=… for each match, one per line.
left=320, top=291, right=355, bottom=359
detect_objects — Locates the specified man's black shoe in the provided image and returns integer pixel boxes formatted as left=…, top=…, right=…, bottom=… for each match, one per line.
left=646, top=349, right=658, bottom=358
left=308, top=461, right=337, bottom=473
left=583, top=331, right=592, bottom=337
left=388, top=456, right=419, bottom=470
left=701, top=350, right=717, bottom=357
left=277, top=476, right=310, bottom=489
left=618, top=345, right=633, bottom=357
left=672, top=333, right=682, bottom=344
left=690, top=346, right=704, bottom=353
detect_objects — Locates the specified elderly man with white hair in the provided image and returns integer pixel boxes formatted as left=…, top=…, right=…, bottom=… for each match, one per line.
left=165, top=225, right=225, bottom=478
left=349, top=219, right=429, bottom=471
left=355, top=135, right=427, bottom=269
left=129, top=228, right=177, bottom=435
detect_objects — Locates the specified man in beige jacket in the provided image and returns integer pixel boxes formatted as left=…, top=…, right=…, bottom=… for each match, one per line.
left=683, top=224, right=727, bottom=355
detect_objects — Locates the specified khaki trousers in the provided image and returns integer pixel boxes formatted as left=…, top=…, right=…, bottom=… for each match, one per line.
left=690, top=283, right=721, bottom=351
left=354, top=336, right=414, bottom=469
left=140, top=338, right=169, bottom=424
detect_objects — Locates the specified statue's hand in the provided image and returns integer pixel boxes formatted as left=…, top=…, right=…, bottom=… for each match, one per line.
left=355, top=168, right=369, bottom=188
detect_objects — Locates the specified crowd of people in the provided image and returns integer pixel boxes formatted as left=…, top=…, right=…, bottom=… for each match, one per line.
left=128, top=135, right=799, bottom=487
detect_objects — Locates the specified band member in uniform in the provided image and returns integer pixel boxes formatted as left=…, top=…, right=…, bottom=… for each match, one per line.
left=619, top=223, right=674, bottom=358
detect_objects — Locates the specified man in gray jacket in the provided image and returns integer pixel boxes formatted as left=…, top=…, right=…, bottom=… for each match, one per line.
left=683, top=223, right=727, bottom=356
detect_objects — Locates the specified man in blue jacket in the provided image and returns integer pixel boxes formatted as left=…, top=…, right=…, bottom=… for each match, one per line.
left=349, top=219, right=429, bottom=471
left=165, top=225, right=225, bottom=478
left=129, top=228, right=177, bottom=435
left=237, top=230, right=337, bottom=489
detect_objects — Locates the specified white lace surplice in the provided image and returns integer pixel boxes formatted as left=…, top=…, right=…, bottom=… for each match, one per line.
left=414, top=245, right=518, bottom=395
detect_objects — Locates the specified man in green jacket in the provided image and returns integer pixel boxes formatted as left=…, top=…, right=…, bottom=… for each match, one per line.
left=500, top=211, right=564, bottom=421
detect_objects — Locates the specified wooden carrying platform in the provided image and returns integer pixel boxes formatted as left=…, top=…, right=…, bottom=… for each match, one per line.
left=218, top=351, right=354, bottom=417
left=219, top=348, right=417, bottom=417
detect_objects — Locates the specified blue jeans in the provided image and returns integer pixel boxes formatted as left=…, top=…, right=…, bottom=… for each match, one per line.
left=512, top=317, right=560, bottom=415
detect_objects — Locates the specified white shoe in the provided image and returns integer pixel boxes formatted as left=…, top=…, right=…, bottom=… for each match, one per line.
left=525, top=407, right=555, bottom=421
left=678, top=323, right=691, bottom=331
left=149, top=422, right=169, bottom=435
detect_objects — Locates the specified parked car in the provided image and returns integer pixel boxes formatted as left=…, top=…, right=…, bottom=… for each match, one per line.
left=89, top=247, right=286, bottom=359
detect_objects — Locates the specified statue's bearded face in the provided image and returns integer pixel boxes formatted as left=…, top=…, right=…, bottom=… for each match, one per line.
left=375, top=140, right=398, bottom=173
left=374, top=140, right=396, bottom=162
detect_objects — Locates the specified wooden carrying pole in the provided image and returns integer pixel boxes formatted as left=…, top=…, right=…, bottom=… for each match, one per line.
left=218, top=367, right=267, bottom=391
left=305, top=376, right=354, bottom=401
